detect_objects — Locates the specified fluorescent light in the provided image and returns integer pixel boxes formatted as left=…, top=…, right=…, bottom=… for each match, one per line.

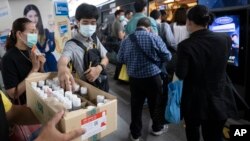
left=163, top=0, right=174, bottom=4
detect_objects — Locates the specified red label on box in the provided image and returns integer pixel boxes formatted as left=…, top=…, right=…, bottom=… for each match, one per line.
left=81, top=110, right=107, bottom=140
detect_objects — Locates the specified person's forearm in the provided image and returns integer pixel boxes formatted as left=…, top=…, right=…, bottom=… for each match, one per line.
left=58, top=56, right=70, bottom=71
left=7, top=105, right=39, bottom=125
left=118, top=31, right=125, bottom=40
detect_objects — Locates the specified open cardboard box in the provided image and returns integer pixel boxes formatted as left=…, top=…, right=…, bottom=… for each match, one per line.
left=25, top=73, right=117, bottom=141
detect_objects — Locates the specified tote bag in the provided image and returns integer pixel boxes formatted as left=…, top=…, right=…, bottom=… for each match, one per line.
left=118, top=64, right=129, bottom=82
left=165, top=80, right=183, bottom=124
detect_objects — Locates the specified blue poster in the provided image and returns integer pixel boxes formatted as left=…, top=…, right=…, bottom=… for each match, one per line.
left=59, top=24, right=68, bottom=34
left=54, top=2, right=69, bottom=16
left=209, top=15, right=240, bottom=67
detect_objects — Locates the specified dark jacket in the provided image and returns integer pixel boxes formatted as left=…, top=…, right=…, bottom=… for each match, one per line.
left=176, top=29, right=235, bottom=120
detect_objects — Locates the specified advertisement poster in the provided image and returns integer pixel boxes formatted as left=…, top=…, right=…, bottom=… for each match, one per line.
left=209, top=15, right=240, bottom=66
left=0, top=0, right=10, bottom=19
left=55, top=1, right=69, bottom=16
left=7, top=0, right=71, bottom=71
left=0, top=0, right=12, bottom=55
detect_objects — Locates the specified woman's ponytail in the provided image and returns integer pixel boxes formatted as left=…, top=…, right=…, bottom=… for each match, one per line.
left=5, top=30, right=17, bottom=51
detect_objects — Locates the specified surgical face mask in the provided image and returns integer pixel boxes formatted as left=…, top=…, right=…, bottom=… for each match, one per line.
left=79, top=24, right=96, bottom=37
left=119, top=15, right=125, bottom=21
left=20, top=33, right=38, bottom=48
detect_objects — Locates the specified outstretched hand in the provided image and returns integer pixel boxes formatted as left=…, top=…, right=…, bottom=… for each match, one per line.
left=35, top=111, right=85, bottom=141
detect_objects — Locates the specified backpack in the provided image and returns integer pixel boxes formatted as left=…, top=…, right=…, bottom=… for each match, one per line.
left=67, top=34, right=109, bottom=92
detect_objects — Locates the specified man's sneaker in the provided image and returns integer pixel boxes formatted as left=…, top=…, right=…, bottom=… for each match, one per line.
left=129, top=133, right=144, bottom=141
left=151, top=124, right=169, bottom=136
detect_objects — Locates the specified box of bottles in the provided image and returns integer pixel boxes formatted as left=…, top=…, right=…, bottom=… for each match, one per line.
left=25, top=72, right=117, bottom=141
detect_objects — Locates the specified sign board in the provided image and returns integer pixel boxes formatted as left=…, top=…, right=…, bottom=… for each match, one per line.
left=55, top=1, right=69, bottom=16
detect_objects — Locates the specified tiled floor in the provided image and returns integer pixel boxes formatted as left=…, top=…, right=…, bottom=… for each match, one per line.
left=102, top=64, right=187, bottom=141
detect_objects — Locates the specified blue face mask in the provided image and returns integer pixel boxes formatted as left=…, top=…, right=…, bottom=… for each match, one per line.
left=79, top=24, right=96, bottom=37
left=27, top=33, right=38, bottom=48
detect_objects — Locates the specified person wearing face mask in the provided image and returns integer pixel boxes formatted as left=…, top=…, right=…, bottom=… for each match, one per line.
left=111, top=9, right=125, bottom=41
left=58, top=3, right=109, bottom=92
left=176, top=5, right=238, bottom=141
left=121, top=10, right=133, bottom=27
left=1, top=18, right=45, bottom=105
left=111, top=9, right=126, bottom=80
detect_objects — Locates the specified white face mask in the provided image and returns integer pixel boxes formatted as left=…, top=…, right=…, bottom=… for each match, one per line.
left=79, top=24, right=96, bottom=37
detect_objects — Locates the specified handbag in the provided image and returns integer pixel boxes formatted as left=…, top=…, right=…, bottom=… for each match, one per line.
left=118, top=64, right=129, bottom=82
left=165, top=79, right=183, bottom=124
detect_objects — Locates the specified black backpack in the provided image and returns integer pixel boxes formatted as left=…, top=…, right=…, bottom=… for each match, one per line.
left=67, top=34, right=109, bottom=92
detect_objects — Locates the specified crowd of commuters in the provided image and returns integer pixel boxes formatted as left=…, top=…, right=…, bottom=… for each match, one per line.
left=0, top=0, right=238, bottom=141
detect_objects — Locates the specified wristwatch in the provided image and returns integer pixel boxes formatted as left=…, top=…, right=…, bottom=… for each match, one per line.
left=99, top=64, right=105, bottom=71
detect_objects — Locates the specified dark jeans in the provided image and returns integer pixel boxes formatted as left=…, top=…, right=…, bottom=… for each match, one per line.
left=129, top=74, right=166, bottom=138
left=114, top=63, right=122, bottom=80
left=185, top=118, right=226, bottom=141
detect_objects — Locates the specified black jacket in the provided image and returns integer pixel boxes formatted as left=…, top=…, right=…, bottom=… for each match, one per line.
left=176, top=29, right=236, bottom=120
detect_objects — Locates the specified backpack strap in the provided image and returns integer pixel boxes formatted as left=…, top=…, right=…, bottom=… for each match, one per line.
left=91, top=33, right=98, bottom=45
left=67, top=38, right=87, bottom=52
left=170, top=23, right=174, bottom=35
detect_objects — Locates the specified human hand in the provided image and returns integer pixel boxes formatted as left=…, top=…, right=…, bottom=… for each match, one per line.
left=35, top=111, right=85, bottom=141
left=84, top=66, right=102, bottom=82
left=30, top=51, right=40, bottom=72
left=58, top=66, right=75, bottom=91
left=38, top=54, right=46, bottom=72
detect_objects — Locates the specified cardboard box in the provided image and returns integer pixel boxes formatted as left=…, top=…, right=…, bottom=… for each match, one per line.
left=26, top=73, right=117, bottom=141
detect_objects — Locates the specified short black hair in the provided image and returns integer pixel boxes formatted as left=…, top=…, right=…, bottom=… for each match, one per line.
left=150, top=10, right=161, bottom=20
left=125, top=10, right=133, bottom=16
left=75, top=3, right=99, bottom=21
left=134, top=0, right=147, bottom=13
left=187, top=5, right=214, bottom=27
left=160, top=10, right=167, bottom=16
left=137, top=17, right=151, bottom=28
left=115, top=9, right=124, bottom=17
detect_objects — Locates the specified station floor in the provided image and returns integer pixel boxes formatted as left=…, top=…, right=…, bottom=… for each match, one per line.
left=101, top=64, right=187, bottom=141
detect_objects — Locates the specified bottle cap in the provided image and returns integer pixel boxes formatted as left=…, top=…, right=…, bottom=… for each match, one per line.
left=80, top=87, right=88, bottom=95
left=97, top=95, right=105, bottom=103
left=73, top=97, right=81, bottom=107
left=97, top=103, right=104, bottom=107
left=73, top=84, right=80, bottom=92
left=38, top=80, right=45, bottom=87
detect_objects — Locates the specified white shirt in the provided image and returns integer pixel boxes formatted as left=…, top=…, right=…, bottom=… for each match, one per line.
left=172, top=22, right=189, bottom=44
left=121, top=18, right=129, bottom=27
